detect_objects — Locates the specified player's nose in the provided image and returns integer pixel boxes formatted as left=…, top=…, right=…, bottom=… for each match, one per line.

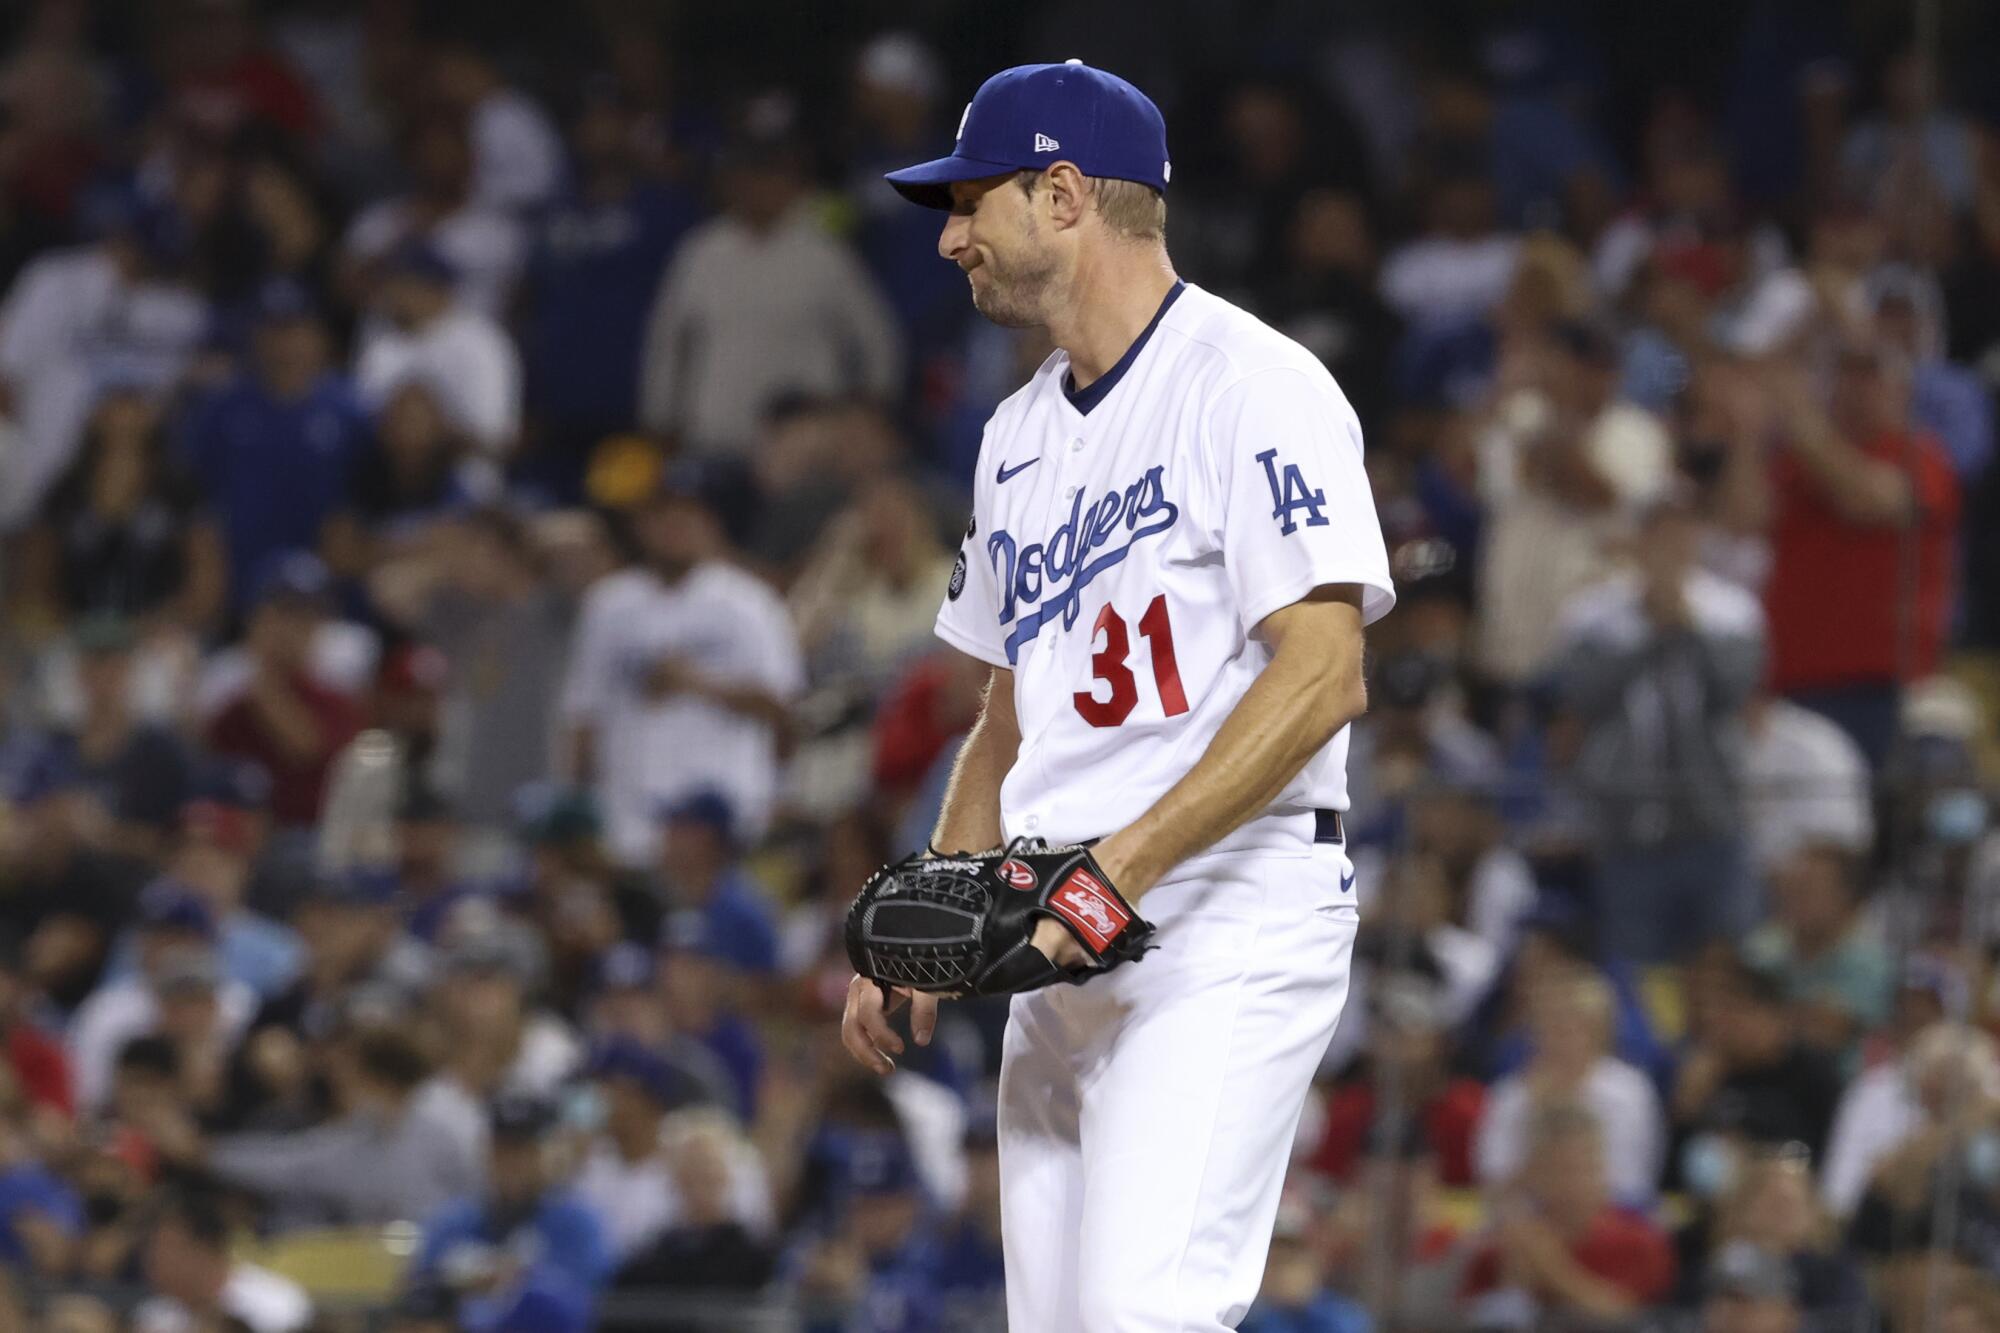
left=938, top=213, right=970, bottom=263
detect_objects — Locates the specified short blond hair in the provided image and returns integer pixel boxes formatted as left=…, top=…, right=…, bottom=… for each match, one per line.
left=1017, top=169, right=1166, bottom=241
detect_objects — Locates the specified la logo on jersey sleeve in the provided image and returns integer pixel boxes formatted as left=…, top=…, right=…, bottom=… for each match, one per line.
left=1254, top=449, right=1329, bottom=535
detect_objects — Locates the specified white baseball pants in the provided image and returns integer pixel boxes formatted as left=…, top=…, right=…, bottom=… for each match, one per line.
left=997, top=841, right=1358, bottom=1331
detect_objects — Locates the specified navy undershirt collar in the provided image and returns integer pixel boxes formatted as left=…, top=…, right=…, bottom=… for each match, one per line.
left=1062, top=280, right=1186, bottom=415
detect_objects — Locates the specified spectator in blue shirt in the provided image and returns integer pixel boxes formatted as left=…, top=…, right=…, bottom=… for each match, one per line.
left=659, top=909, right=765, bottom=1119
left=654, top=791, right=780, bottom=975
left=181, top=278, right=371, bottom=613
left=1239, top=1190, right=1372, bottom=1333
left=792, top=1131, right=944, bottom=1333
left=520, top=79, right=701, bottom=501
left=0, top=1108, right=82, bottom=1277
left=412, top=1094, right=611, bottom=1320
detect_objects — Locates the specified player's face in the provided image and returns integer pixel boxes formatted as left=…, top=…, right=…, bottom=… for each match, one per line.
left=941, top=173, right=1059, bottom=328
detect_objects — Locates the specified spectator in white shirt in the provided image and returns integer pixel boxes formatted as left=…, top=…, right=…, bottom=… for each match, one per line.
left=569, top=1039, right=773, bottom=1262
left=354, top=242, right=521, bottom=454
left=639, top=123, right=902, bottom=458
left=431, top=39, right=564, bottom=214
left=561, top=466, right=805, bottom=863
left=1378, top=165, right=1521, bottom=331
left=1476, top=969, right=1665, bottom=1205
left=1741, top=691, right=1874, bottom=874
left=135, top=1185, right=312, bottom=1333
left=340, top=114, right=526, bottom=316
left=69, top=885, right=256, bottom=1114
left=0, top=202, right=208, bottom=529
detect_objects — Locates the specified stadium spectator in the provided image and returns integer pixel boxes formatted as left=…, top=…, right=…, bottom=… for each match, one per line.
left=1310, top=975, right=1486, bottom=1189
left=23, top=616, right=196, bottom=860
left=653, top=792, right=780, bottom=977
left=0, top=746, right=151, bottom=1014
left=613, top=1108, right=779, bottom=1293
left=1475, top=970, right=1665, bottom=1205
left=521, top=79, right=701, bottom=497
left=638, top=112, right=902, bottom=458
left=15, top=391, right=224, bottom=634
left=560, top=468, right=803, bottom=862
left=1744, top=840, right=1894, bottom=1060
left=428, top=39, right=563, bottom=215
left=202, top=554, right=362, bottom=828
left=205, top=1025, right=483, bottom=1228
left=1322, top=1118, right=1469, bottom=1328
left=322, top=382, right=483, bottom=577
left=432, top=927, right=581, bottom=1102
left=340, top=113, right=526, bottom=317
left=1239, top=1184, right=1371, bottom=1333
left=409, top=1094, right=611, bottom=1317
left=1459, top=1102, right=1677, bottom=1322
left=1557, top=487, right=1765, bottom=962
left=1670, top=953, right=1846, bottom=1172
left=68, top=884, right=256, bottom=1115
left=133, top=1184, right=312, bottom=1333
left=354, top=241, right=522, bottom=454
left=181, top=280, right=369, bottom=612
left=1378, top=161, right=1519, bottom=332
left=658, top=911, right=764, bottom=1119
left=0, top=198, right=208, bottom=529
left=790, top=1131, right=940, bottom=1333
left=1740, top=689, right=1875, bottom=874
left=1691, top=1146, right=1867, bottom=1319
left=372, top=507, right=574, bottom=830
left=1696, top=1241, right=1804, bottom=1333
left=1754, top=349, right=1960, bottom=767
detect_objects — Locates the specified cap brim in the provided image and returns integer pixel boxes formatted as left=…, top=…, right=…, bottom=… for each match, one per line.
left=884, top=154, right=1021, bottom=208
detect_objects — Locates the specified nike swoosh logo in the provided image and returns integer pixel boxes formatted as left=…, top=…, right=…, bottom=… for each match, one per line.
left=996, top=458, right=1039, bottom=484
left=1339, top=865, right=1356, bottom=893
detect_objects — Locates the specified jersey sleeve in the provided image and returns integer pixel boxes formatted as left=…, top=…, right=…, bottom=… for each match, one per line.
left=933, top=449, right=1011, bottom=669
left=1207, top=365, right=1396, bottom=633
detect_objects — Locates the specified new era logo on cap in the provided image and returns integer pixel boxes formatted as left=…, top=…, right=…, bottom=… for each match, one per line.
left=884, top=61, right=1171, bottom=209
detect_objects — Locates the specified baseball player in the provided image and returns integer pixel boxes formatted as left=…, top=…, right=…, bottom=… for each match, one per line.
left=839, top=61, right=1394, bottom=1330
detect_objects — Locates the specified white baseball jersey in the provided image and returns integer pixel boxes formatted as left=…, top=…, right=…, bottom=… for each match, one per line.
left=936, top=281, right=1395, bottom=859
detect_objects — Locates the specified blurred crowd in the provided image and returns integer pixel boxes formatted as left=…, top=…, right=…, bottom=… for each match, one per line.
left=0, top=0, right=1998, bottom=1330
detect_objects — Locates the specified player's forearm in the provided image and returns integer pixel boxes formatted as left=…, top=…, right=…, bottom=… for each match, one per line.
left=930, top=666, right=1018, bottom=853
left=1103, top=594, right=1367, bottom=897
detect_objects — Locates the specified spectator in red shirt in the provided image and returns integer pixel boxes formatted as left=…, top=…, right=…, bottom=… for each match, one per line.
left=1460, top=1102, right=1676, bottom=1323
left=1749, top=347, right=1959, bottom=767
left=1308, top=975, right=1484, bottom=1188
left=0, top=934, right=74, bottom=1122
left=204, top=555, right=362, bottom=827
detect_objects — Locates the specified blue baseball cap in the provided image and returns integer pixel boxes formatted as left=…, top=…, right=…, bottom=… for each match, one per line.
left=885, top=60, right=1170, bottom=209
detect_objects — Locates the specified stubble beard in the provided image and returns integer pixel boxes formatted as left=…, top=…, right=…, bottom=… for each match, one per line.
left=969, top=245, right=1058, bottom=330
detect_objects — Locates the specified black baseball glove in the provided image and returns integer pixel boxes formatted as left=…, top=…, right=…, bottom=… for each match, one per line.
left=845, top=839, right=1157, bottom=996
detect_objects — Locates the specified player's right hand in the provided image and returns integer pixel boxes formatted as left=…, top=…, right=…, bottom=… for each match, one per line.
left=840, top=975, right=939, bottom=1075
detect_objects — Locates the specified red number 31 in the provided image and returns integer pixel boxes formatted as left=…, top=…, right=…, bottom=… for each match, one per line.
left=1073, top=594, right=1189, bottom=727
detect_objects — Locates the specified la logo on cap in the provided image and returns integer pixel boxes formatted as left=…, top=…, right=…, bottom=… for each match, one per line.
left=1034, top=132, right=1060, bottom=153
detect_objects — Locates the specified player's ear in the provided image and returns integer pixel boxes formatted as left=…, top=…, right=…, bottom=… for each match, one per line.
left=1042, top=161, right=1089, bottom=230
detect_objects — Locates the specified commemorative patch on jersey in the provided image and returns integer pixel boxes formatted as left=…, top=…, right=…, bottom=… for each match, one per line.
left=948, top=552, right=967, bottom=601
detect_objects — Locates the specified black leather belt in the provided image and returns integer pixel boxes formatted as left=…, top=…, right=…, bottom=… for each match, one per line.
left=1313, top=809, right=1345, bottom=846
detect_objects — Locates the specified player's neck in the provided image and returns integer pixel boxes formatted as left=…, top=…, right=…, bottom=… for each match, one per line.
left=1050, top=247, right=1178, bottom=391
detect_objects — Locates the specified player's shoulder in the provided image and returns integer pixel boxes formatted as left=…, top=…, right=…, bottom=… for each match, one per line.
left=1161, top=284, right=1342, bottom=398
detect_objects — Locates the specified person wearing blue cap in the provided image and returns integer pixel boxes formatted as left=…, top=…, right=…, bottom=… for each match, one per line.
left=848, top=59, right=1396, bottom=1330
left=354, top=234, right=522, bottom=454
left=180, top=277, right=370, bottom=613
